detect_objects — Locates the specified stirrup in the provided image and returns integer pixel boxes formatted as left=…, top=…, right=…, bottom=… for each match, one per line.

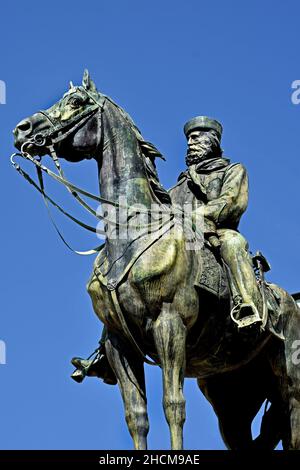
left=230, top=302, right=262, bottom=329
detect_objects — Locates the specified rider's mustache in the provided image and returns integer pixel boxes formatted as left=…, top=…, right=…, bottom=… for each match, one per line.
left=187, top=139, right=213, bottom=156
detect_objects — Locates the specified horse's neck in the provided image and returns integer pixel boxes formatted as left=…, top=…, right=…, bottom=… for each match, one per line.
left=98, top=101, right=156, bottom=259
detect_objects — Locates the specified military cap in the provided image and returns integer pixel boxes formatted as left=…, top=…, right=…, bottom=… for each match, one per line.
left=184, top=116, right=223, bottom=139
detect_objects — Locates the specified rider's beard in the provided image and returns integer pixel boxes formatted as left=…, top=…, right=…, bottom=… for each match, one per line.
left=185, top=134, right=222, bottom=166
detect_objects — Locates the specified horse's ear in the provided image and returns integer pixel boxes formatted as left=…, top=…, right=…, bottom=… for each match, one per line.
left=82, top=69, right=97, bottom=92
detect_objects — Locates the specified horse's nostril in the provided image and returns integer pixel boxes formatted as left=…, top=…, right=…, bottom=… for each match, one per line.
left=16, top=119, right=32, bottom=133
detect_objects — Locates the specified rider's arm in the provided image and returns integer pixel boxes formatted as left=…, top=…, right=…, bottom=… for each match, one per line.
left=192, top=163, right=249, bottom=228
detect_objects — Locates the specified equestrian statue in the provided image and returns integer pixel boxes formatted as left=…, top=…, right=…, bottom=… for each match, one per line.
left=12, top=71, right=300, bottom=450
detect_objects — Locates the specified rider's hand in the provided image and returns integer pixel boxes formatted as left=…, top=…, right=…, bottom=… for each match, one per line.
left=203, top=218, right=217, bottom=235
left=192, top=209, right=220, bottom=249
left=192, top=208, right=217, bottom=234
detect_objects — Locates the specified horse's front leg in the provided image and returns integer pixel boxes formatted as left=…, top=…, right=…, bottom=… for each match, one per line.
left=152, top=303, right=187, bottom=450
left=105, top=332, right=149, bottom=450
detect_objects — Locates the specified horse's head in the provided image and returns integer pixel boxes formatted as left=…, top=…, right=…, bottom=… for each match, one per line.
left=13, top=70, right=104, bottom=162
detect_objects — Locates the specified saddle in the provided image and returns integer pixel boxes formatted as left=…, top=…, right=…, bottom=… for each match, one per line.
left=194, top=242, right=229, bottom=299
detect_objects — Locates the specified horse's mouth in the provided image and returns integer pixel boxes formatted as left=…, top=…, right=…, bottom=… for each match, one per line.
left=14, top=135, right=48, bottom=157
left=13, top=113, right=52, bottom=156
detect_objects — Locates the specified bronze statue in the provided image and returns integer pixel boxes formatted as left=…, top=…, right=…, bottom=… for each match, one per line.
left=13, top=71, right=300, bottom=450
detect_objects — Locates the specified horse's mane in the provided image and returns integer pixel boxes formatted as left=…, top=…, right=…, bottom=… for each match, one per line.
left=105, top=95, right=171, bottom=205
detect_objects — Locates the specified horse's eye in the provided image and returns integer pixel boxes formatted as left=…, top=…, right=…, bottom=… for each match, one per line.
left=69, top=97, right=83, bottom=108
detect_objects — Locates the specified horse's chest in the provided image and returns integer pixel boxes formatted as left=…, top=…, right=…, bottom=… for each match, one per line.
left=130, top=239, right=177, bottom=286
left=87, top=238, right=179, bottom=327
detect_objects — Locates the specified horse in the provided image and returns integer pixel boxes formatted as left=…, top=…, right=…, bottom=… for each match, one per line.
left=13, top=70, right=300, bottom=450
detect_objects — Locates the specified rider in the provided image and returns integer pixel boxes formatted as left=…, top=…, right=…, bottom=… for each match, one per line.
left=170, top=116, right=263, bottom=328
left=71, top=116, right=264, bottom=384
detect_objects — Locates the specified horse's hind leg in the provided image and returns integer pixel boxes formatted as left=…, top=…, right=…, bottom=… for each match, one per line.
left=268, top=289, right=300, bottom=449
left=152, top=304, right=187, bottom=450
left=105, top=332, right=149, bottom=450
left=273, top=339, right=300, bottom=450
left=280, top=339, right=300, bottom=450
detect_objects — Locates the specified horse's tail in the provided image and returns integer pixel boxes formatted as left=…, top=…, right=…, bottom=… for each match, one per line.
left=253, top=401, right=283, bottom=449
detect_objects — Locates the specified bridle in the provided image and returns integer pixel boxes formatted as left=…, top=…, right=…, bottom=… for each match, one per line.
left=11, top=87, right=108, bottom=254
left=32, top=86, right=105, bottom=150
left=11, top=87, right=177, bottom=255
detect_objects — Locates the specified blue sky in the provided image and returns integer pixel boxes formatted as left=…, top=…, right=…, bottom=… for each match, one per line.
left=0, top=0, right=299, bottom=450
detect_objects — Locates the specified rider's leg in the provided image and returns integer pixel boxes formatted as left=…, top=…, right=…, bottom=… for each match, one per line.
left=217, top=228, right=262, bottom=327
left=71, top=324, right=117, bottom=385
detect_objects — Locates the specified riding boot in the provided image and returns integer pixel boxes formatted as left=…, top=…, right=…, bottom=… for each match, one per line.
left=70, top=326, right=117, bottom=385
left=217, top=229, right=264, bottom=330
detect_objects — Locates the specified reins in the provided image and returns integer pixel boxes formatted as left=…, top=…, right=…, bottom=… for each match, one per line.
left=11, top=88, right=177, bottom=255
